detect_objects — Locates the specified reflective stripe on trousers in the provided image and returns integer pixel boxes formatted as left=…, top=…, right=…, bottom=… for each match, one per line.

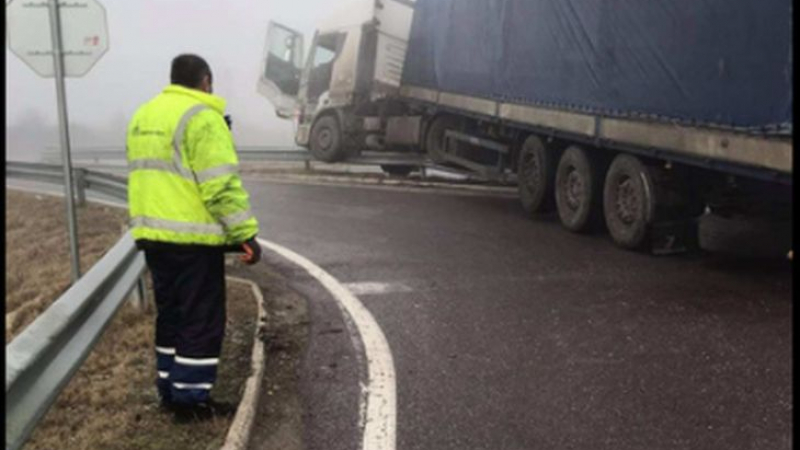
left=169, top=356, right=218, bottom=402
left=155, top=348, right=175, bottom=400
left=155, top=350, right=219, bottom=400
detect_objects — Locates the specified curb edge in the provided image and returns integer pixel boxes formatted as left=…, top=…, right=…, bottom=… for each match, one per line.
left=220, top=276, right=268, bottom=450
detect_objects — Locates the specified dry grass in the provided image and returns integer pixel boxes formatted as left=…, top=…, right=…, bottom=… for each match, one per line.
left=24, top=279, right=256, bottom=450
left=6, top=190, right=257, bottom=450
left=5, top=190, right=127, bottom=343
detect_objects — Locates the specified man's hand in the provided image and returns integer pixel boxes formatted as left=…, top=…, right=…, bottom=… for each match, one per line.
left=240, top=237, right=262, bottom=265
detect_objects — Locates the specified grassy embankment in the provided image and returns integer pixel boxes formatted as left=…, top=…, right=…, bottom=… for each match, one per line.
left=6, top=190, right=256, bottom=450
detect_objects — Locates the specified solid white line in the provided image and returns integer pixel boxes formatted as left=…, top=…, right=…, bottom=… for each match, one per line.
left=257, top=238, right=397, bottom=450
left=222, top=276, right=268, bottom=450
left=342, top=282, right=413, bottom=296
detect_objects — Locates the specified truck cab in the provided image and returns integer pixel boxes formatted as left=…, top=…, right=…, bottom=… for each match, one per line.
left=258, top=0, right=417, bottom=162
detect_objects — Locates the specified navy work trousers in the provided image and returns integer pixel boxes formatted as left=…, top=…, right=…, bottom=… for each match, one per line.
left=143, top=246, right=226, bottom=405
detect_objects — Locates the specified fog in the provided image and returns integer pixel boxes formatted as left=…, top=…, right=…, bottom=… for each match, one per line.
left=5, top=0, right=345, bottom=161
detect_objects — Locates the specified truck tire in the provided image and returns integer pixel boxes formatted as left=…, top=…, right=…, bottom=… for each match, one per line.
left=555, top=146, right=603, bottom=232
left=517, top=135, right=558, bottom=214
left=603, top=154, right=656, bottom=249
left=424, top=115, right=462, bottom=164
left=381, top=165, right=415, bottom=176
left=310, top=115, right=346, bottom=162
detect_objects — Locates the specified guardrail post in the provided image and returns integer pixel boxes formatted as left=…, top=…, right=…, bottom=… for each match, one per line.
left=73, top=168, right=87, bottom=207
left=304, top=159, right=311, bottom=172
left=129, top=275, right=148, bottom=311
left=140, top=276, right=150, bottom=312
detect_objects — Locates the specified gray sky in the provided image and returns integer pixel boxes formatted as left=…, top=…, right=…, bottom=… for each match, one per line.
left=6, top=0, right=340, bottom=156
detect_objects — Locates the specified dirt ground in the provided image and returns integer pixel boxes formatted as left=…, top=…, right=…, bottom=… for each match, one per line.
left=228, top=262, right=310, bottom=450
left=4, top=190, right=264, bottom=450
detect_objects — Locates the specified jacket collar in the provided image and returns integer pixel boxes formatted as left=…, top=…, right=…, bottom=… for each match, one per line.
left=163, top=84, right=226, bottom=114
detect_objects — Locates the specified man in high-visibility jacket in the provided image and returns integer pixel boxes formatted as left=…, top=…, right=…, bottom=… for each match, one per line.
left=127, top=54, right=261, bottom=416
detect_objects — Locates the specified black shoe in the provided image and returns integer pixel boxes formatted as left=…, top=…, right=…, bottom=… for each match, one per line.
left=172, top=399, right=238, bottom=423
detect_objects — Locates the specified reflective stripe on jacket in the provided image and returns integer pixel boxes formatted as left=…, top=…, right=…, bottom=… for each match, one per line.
left=126, top=85, right=258, bottom=246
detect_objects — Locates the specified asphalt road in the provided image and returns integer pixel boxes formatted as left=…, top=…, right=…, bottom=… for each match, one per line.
left=247, top=179, right=792, bottom=450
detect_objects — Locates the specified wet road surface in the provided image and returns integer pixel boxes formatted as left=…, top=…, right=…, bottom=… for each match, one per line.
left=245, top=179, right=792, bottom=450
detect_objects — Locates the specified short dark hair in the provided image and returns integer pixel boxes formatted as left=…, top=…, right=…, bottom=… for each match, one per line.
left=170, top=54, right=212, bottom=89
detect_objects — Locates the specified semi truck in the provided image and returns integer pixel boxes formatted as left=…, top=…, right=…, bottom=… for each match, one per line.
left=257, top=0, right=792, bottom=253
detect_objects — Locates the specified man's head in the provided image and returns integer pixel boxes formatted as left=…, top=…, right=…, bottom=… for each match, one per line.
left=170, top=54, right=213, bottom=93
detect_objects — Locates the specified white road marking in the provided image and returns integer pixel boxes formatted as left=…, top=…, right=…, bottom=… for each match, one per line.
left=257, top=239, right=397, bottom=450
left=222, top=276, right=268, bottom=450
left=342, top=282, right=413, bottom=296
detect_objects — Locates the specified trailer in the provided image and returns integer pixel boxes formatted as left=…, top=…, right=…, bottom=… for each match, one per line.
left=258, top=0, right=792, bottom=252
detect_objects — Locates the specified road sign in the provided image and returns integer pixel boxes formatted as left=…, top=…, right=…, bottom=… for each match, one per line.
left=5, top=0, right=112, bottom=282
left=7, top=0, right=109, bottom=78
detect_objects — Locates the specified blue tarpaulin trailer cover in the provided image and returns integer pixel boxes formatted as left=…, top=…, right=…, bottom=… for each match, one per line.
left=402, top=0, right=792, bottom=133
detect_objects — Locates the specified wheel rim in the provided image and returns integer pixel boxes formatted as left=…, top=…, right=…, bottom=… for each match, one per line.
left=564, top=167, right=584, bottom=211
left=615, top=176, right=640, bottom=225
left=317, top=128, right=333, bottom=151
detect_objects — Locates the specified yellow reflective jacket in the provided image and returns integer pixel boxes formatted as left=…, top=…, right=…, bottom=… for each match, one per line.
left=126, top=85, right=259, bottom=246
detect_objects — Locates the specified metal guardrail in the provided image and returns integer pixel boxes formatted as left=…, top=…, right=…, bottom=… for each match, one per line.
left=5, top=161, right=66, bottom=185
left=239, top=148, right=312, bottom=162
left=5, top=161, right=145, bottom=450
left=39, top=146, right=518, bottom=185
left=7, top=161, right=128, bottom=204
left=42, top=146, right=311, bottom=163
left=42, top=146, right=430, bottom=166
left=40, top=147, right=485, bottom=180
left=82, top=170, right=128, bottom=200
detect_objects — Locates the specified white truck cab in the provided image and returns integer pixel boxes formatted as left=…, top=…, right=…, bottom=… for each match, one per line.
left=258, top=0, right=417, bottom=162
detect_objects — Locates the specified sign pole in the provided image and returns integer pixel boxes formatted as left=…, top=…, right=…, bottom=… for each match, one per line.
left=48, top=0, right=81, bottom=282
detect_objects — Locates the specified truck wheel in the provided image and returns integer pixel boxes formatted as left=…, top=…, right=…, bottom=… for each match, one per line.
left=518, top=135, right=558, bottom=214
left=603, top=154, right=656, bottom=249
left=310, top=115, right=345, bottom=162
left=381, top=165, right=415, bottom=176
left=555, top=146, right=602, bottom=232
left=424, top=115, right=462, bottom=164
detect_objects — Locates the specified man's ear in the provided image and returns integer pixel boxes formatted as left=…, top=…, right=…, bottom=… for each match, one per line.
left=201, top=74, right=212, bottom=93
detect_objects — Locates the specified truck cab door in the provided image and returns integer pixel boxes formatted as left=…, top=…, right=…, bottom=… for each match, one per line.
left=257, top=21, right=305, bottom=119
